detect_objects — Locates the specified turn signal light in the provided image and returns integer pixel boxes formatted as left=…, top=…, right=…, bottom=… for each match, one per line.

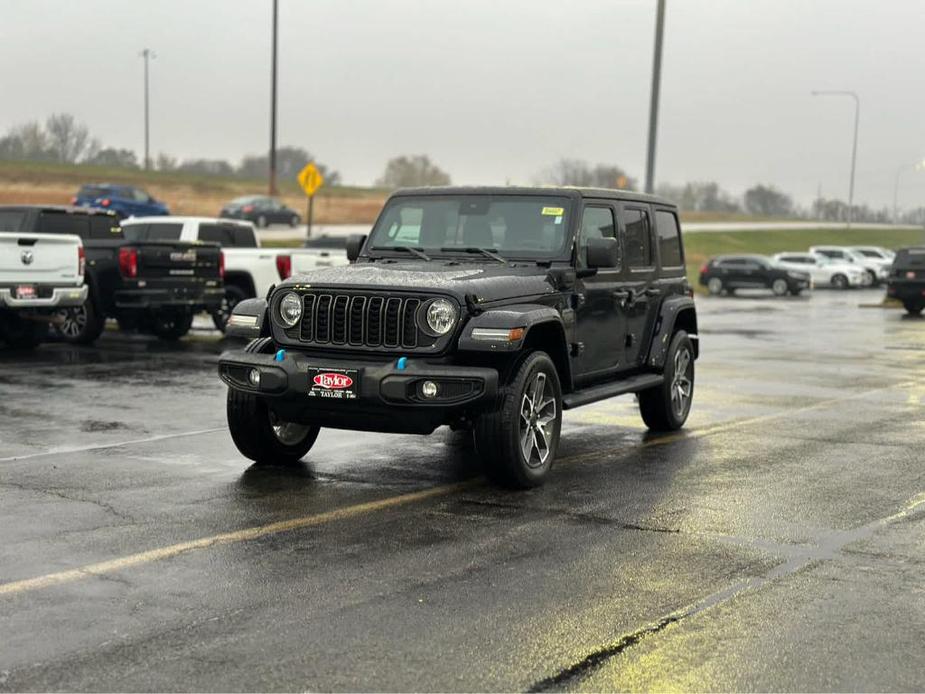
left=78, top=246, right=85, bottom=277
left=118, top=247, right=138, bottom=278
left=276, top=254, right=292, bottom=280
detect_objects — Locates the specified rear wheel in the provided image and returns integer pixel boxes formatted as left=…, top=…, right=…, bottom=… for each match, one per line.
left=256, top=215, right=268, bottom=228
left=289, top=215, right=299, bottom=227
left=150, top=310, right=193, bottom=340
left=771, top=278, right=789, bottom=296
left=831, top=273, right=848, bottom=290
left=866, top=269, right=879, bottom=287
left=903, top=301, right=923, bottom=316
left=0, top=313, right=41, bottom=350
left=54, top=296, right=105, bottom=344
left=474, top=351, right=562, bottom=489
left=212, top=284, right=249, bottom=332
left=707, top=277, right=723, bottom=295
left=639, top=331, right=694, bottom=431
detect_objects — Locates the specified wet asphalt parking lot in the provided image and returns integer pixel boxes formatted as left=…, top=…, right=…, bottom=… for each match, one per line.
left=0, top=288, right=923, bottom=692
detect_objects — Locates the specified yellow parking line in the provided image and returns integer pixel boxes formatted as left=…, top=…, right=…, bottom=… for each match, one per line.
left=0, top=379, right=917, bottom=598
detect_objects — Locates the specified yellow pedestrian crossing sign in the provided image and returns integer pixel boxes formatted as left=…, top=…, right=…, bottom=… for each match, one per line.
left=298, top=162, right=324, bottom=198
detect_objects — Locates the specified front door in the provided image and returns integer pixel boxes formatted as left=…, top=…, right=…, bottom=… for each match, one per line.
left=573, top=201, right=625, bottom=381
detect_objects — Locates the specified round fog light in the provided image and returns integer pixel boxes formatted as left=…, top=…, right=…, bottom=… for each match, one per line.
left=421, top=380, right=439, bottom=399
left=248, top=368, right=261, bottom=386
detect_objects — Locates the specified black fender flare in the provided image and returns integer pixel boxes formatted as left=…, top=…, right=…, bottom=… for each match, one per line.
left=646, top=295, right=699, bottom=369
left=226, top=297, right=271, bottom=340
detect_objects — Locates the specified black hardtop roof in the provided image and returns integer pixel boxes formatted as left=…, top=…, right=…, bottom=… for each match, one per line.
left=0, top=205, right=119, bottom=217
left=713, top=254, right=770, bottom=261
left=389, top=185, right=676, bottom=208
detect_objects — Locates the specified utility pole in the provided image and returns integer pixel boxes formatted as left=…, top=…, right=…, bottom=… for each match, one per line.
left=139, top=48, right=156, bottom=170
left=269, top=0, right=279, bottom=195
left=811, top=90, right=860, bottom=228
left=644, top=0, right=666, bottom=194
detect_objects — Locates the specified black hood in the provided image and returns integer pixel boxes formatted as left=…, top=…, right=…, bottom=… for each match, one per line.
left=281, top=260, right=558, bottom=303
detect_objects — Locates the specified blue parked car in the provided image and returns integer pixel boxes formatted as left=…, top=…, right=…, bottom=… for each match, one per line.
left=72, top=183, right=169, bottom=219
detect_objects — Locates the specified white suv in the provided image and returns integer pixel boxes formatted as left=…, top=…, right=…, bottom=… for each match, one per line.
left=809, top=246, right=890, bottom=286
left=772, top=252, right=866, bottom=289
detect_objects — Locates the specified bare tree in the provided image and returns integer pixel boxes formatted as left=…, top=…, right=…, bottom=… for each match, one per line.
left=0, top=121, right=52, bottom=161
left=45, top=113, right=93, bottom=163
left=377, top=155, right=451, bottom=188
left=537, top=159, right=636, bottom=189
left=743, top=184, right=793, bottom=217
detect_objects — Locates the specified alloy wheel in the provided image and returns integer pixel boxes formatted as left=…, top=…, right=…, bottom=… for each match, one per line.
left=519, top=371, right=557, bottom=468
left=57, top=305, right=87, bottom=338
left=268, top=410, right=313, bottom=445
left=671, top=347, right=693, bottom=418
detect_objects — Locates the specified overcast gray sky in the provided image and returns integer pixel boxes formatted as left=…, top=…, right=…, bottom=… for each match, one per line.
left=3, top=0, right=924, bottom=208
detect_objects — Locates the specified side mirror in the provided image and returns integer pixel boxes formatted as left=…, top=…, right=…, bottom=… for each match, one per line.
left=586, top=237, right=620, bottom=269
left=346, top=234, right=367, bottom=262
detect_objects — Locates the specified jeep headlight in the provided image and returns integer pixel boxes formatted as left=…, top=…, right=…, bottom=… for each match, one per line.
left=278, top=292, right=302, bottom=327
left=423, top=298, right=457, bottom=336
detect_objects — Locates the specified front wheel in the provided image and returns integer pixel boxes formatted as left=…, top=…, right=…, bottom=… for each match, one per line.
left=289, top=215, right=300, bottom=227
left=227, top=389, right=320, bottom=465
left=256, top=215, right=268, bottom=228
left=771, top=278, right=789, bottom=296
left=639, top=330, right=694, bottom=431
left=474, top=351, right=562, bottom=489
left=707, top=277, right=723, bottom=295
left=831, top=274, right=849, bottom=290
left=866, top=269, right=879, bottom=287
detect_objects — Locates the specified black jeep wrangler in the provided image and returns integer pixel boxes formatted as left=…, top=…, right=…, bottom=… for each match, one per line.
left=218, top=187, right=698, bottom=488
left=886, top=246, right=925, bottom=315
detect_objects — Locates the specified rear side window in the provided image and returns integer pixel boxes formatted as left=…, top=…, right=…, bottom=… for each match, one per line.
left=654, top=210, right=682, bottom=267
left=146, top=223, right=182, bottom=240
left=89, top=215, right=122, bottom=239
left=37, top=212, right=91, bottom=239
left=78, top=186, right=108, bottom=199
left=231, top=226, right=257, bottom=248
left=622, top=207, right=652, bottom=268
left=0, top=210, right=27, bottom=231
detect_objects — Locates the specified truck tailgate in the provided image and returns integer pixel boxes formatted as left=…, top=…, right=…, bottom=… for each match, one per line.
left=136, top=241, right=222, bottom=280
left=0, top=231, right=81, bottom=286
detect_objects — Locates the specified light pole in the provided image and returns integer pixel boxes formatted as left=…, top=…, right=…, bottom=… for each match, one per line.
left=140, top=48, right=156, bottom=170
left=892, top=160, right=925, bottom=223
left=269, top=0, right=279, bottom=195
left=644, top=0, right=666, bottom=194
left=811, top=90, right=859, bottom=228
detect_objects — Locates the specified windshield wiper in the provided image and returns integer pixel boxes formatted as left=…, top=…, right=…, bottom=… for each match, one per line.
left=440, top=247, right=508, bottom=264
left=371, top=245, right=431, bottom=261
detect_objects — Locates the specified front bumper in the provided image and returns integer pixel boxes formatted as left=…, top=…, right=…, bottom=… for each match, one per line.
left=114, top=286, right=224, bottom=311
left=218, top=350, right=499, bottom=434
left=0, top=284, right=88, bottom=309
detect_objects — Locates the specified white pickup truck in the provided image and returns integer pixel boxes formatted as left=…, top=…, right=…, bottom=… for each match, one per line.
left=0, top=231, right=88, bottom=348
left=122, top=217, right=349, bottom=331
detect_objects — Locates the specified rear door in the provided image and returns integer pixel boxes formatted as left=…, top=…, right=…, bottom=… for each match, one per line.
left=617, top=203, right=659, bottom=368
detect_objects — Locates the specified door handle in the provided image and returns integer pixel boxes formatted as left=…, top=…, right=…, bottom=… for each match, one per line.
left=642, top=287, right=660, bottom=297
left=612, top=289, right=632, bottom=307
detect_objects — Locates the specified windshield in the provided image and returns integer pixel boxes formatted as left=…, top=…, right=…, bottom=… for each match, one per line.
left=367, top=195, right=573, bottom=259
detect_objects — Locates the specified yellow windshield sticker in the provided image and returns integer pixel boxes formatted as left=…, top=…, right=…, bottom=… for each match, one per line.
left=542, top=206, right=564, bottom=216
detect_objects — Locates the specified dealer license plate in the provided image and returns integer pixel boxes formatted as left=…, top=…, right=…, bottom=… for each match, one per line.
left=15, top=285, right=36, bottom=299
left=307, top=367, right=359, bottom=400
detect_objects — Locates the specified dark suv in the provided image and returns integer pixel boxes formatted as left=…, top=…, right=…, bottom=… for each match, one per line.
left=886, top=247, right=925, bottom=315
left=218, top=187, right=698, bottom=488
left=699, top=255, right=810, bottom=296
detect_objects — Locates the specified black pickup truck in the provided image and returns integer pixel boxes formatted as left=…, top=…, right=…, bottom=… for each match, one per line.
left=0, top=206, right=224, bottom=342
left=219, top=186, right=698, bottom=488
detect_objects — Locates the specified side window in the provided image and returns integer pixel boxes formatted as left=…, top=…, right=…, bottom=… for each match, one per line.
left=622, top=207, right=653, bottom=268
left=37, top=212, right=91, bottom=239
left=654, top=210, right=682, bottom=267
left=131, top=188, right=151, bottom=202
left=91, top=216, right=123, bottom=239
left=145, top=223, right=182, bottom=240
left=231, top=226, right=257, bottom=248
left=579, top=206, right=616, bottom=265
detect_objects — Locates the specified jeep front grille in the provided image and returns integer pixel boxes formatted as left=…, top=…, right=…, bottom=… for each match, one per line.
left=297, top=292, right=423, bottom=349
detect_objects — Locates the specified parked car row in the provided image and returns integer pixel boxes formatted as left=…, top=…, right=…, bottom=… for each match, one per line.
left=0, top=206, right=350, bottom=349
left=71, top=183, right=304, bottom=229
left=699, top=245, right=898, bottom=297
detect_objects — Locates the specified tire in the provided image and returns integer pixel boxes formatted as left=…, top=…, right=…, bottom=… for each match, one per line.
left=289, top=215, right=299, bottom=227
left=831, top=274, right=848, bottom=290
left=903, top=302, right=923, bottom=316
left=474, top=351, right=562, bottom=489
left=771, top=278, right=789, bottom=296
left=256, top=215, right=268, bottom=228
left=226, top=338, right=320, bottom=465
left=0, top=313, right=41, bottom=350
left=212, top=284, right=250, bottom=333
left=859, top=271, right=873, bottom=288
left=54, top=296, right=105, bottom=344
left=707, top=277, right=723, bottom=295
left=639, top=330, right=694, bottom=431
left=150, top=310, right=193, bottom=341
left=866, top=269, right=878, bottom=287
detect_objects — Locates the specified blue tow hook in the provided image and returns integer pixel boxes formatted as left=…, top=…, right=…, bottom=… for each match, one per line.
left=396, top=356, right=408, bottom=370
left=275, top=349, right=286, bottom=362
